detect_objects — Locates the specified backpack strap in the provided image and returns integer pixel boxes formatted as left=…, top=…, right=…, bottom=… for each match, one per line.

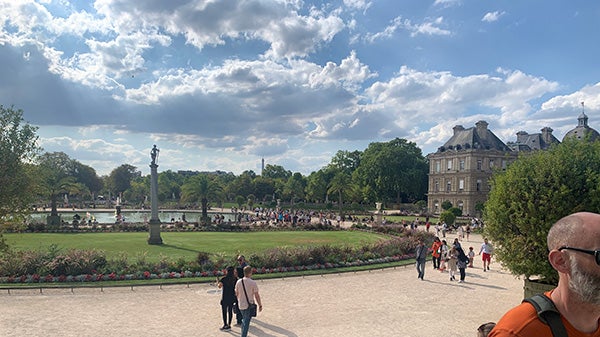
left=522, top=294, right=568, bottom=337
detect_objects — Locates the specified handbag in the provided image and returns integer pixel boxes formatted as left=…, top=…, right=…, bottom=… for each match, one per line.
left=241, top=280, right=257, bottom=317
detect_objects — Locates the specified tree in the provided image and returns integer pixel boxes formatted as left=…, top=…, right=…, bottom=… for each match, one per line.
left=262, top=164, right=291, bottom=180
left=439, top=210, right=456, bottom=226
left=157, top=170, right=183, bottom=202
left=282, top=172, right=306, bottom=207
left=252, top=176, right=275, bottom=201
left=107, top=164, right=140, bottom=197
left=0, top=106, right=40, bottom=220
left=441, top=201, right=453, bottom=211
left=484, top=138, right=600, bottom=284
left=328, top=171, right=351, bottom=216
left=181, top=174, right=223, bottom=223
left=227, top=171, right=254, bottom=200
left=37, top=152, right=79, bottom=218
left=328, top=150, right=361, bottom=174
left=73, top=162, right=103, bottom=203
left=305, top=170, right=330, bottom=203
left=353, top=138, right=428, bottom=204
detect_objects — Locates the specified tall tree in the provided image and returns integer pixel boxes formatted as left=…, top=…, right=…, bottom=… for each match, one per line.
left=305, top=170, right=331, bottom=203
left=262, top=164, right=291, bottom=180
left=37, top=152, right=79, bottom=217
left=328, top=150, right=362, bottom=174
left=252, top=176, right=275, bottom=201
left=181, top=174, right=223, bottom=223
left=73, top=162, right=103, bottom=202
left=485, top=138, right=600, bottom=283
left=282, top=172, right=306, bottom=207
left=0, top=106, right=40, bottom=220
left=328, top=171, right=351, bottom=216
left=354, top=138, right=428, bottom=204
left=107, top=164, right=140, bottom=197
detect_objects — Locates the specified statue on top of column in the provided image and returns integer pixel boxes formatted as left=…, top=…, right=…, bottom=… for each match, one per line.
left=150, top=145, right=159, bottom=165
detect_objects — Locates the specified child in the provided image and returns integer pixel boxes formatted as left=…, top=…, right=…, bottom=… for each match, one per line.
left=448, top=247, right=458, bottom=281
left=468, top=246, right=475, bottom=268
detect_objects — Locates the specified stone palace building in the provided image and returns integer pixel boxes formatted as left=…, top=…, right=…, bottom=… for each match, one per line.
left=426, top=110, right=599, bottom=216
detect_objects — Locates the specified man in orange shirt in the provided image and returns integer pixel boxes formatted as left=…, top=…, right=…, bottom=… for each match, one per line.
left=489, top=212, right=600, bottom=337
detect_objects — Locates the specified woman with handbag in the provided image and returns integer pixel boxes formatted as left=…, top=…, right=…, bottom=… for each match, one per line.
left=235, top=265, right=263, bottom=337
left=217, top=266, right=237, bottom=330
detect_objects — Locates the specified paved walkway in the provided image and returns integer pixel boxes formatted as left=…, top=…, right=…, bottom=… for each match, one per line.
left=0, top=234, right=524, bottom=337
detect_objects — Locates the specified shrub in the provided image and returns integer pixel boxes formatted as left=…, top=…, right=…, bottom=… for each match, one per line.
left=484, top=139, right=600, bottom=284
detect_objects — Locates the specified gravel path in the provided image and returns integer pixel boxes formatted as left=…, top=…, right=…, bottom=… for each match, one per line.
left=0, top=233, right=523, bottom=337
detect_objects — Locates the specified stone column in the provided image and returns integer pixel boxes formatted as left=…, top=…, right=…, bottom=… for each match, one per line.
left=375, top=202, right=383, bottom=225
left=148, top=147, right=163, bottom=245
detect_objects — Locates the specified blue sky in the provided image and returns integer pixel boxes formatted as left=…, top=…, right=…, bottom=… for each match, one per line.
left=1, top=0, right=599, bottom=176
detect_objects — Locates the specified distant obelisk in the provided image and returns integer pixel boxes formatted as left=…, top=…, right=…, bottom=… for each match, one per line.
left=148, top=144, right=163, bottom=245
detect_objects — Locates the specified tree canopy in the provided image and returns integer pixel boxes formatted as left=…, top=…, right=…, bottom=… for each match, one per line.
left=0, top=106, right=40, bottom=220
left=484, top=138, right=600, bottom=283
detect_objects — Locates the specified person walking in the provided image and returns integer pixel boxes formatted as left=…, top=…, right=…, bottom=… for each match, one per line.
left=234, top=255, right=248, bottom=326
left=465, top=224, right=472, bottom=241
left=457, top=246, right=468, bottom=283
left=439, top=239, right=449, bottom=272
left=467, top=246, right=475, bottom=268
left=489, top=212, right=600, bottom=336
left=235, top=266, right=263, bottom=337
left=448, top=246, right=458, bottom=281
left=431, top=237, right=442, bottom=270
left=479, top=238, right=494, bottom=271
left=217, top=266, right=237, bottom=330
left=415, top=239, right=428, bottom=280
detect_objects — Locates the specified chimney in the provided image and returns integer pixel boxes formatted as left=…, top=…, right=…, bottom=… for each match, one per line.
left=476, top=120, right=489, bottom=139
left=541, top=127, right=553, bottom=144
left=516, top=131, right=528, bottom=143
left=453, top=125, right=465, bottom=135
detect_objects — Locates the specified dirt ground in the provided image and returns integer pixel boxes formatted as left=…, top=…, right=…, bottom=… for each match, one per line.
left=0, top=233, right=524, bottom=337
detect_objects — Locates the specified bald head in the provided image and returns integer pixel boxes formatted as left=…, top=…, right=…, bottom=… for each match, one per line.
left=547, top=212, right=600, bottom=250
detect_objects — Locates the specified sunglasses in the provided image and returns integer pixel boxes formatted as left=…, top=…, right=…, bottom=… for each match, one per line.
left=558, top=246, right=600, bottom=266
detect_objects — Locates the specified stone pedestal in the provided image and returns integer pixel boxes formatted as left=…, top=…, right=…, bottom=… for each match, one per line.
left=375, top=202, right=383, bottom=225
left=147, top=163, right=163, bottom=245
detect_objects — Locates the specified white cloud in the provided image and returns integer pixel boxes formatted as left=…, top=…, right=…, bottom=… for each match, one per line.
left=482, top=11, right=506, bottom=23
left=343, top=0, right=372, bottom=12
left=433, top=0, right=461, bottom=8
left=365, top=16, right=450, bottom=43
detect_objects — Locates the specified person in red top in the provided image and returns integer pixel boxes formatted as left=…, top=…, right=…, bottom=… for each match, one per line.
left=489, top=212, right=600, bottom=337
left=430, top=237, right=442, bottom=270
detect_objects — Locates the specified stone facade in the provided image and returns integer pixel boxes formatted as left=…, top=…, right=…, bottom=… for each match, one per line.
left=427, top=121, right=517, bottom=216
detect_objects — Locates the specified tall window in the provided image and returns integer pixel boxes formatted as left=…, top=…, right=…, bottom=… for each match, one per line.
left=447, top=159, right=452, bottom=171
left=434, top=180, right=439, bottom=192
left=459, top=159, right=465, bottom=170
left=446, top=180, right=451, bottom=192
left=477, top=160, right=482, bottom=170
left=476, top=179, right=482, bottom=191
left=459, top=179, right=464, bottom=191
left=489, top=159, right=494, bottom=168
left=502, top=159, right=507, bottom=170
left=436, top=161, right=441, bottom=173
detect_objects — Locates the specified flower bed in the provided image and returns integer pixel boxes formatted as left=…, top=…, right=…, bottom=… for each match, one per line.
left=0, top=254, right=416, bottom=284
left=0, top=229, right=433, bottom=284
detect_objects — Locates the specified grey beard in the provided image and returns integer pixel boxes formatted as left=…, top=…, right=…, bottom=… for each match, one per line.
left=569, top=256, right=600, bottom=306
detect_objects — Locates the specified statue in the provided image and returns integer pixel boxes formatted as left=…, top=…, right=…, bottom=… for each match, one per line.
left=150, top=145, right=159, bottom=165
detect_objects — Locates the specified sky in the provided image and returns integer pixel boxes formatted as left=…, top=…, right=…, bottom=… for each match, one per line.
left=1, top=0, right=600, bottom=177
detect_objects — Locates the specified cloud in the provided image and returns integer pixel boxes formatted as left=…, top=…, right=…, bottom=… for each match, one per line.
left=433, top=0, right=461, bottom=8
left=365, top=16, right=450, bottom=43
left=482, top=11, right=506, bottom=23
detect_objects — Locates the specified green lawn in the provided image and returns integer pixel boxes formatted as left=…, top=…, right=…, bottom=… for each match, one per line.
left=3, top=231, right=386, bottom=262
